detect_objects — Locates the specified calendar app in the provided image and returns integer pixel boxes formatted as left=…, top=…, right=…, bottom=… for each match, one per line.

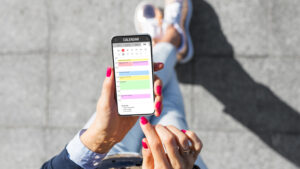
left=112, top=41, right=154, bottom=115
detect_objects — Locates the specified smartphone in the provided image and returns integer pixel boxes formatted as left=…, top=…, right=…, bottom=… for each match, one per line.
left=111, top=35, right=155, bottom=116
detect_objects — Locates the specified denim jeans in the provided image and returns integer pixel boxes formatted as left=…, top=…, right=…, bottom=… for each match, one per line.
left=84, top=42, right=207, bottom=169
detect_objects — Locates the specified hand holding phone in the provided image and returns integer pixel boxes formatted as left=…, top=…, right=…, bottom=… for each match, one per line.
left=80, top=63, right=163, bottom=153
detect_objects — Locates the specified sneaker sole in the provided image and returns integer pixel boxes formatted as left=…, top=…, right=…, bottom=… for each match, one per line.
left=179, top=0, right=194, bottom=64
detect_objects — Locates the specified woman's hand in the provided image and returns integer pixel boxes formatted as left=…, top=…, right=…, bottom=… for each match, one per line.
left=140, top=117, right=203, bottom=169
left=80, top=63, right=164, bottom=154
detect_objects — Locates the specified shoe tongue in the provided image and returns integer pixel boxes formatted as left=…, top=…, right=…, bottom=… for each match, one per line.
left=164, top=2, right=182, bottom=25
left=143, top=19, right=161, bottom=39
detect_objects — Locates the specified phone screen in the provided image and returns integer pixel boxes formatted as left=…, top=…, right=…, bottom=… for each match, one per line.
left=111, top=35, right=154, bottom=116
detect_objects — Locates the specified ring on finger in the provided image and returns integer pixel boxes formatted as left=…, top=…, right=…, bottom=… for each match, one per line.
left=182, top=147, right=190, bottom=152
left=181, top=147, right=191, bottom=155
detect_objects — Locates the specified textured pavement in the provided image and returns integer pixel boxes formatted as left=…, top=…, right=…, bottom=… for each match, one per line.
left=0, top=0, right=300, bottom=168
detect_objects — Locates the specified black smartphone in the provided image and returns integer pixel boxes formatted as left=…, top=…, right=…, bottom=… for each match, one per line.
left=111, top=35, right=155, bottom=116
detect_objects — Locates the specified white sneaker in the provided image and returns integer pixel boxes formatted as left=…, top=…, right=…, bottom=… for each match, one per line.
left=164, top=0, right=194, bottom=63
left=134, top=2, right=163, bottom=40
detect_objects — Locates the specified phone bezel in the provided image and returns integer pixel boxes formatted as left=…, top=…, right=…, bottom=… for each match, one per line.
left=111, top=34, right=155, bottom=116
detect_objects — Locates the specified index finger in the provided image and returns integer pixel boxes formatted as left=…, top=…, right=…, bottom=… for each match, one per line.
left=139, top=117, right=170, bottom=167
left=154, top=62, right=164, bottom=72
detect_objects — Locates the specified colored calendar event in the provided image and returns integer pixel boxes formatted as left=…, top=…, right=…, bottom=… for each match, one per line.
left=117, top=58, right=151, bottom=100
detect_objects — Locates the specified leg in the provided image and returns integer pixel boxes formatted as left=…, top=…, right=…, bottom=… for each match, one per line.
left=151, top=27, right=207, bottom=168
left=152, top=42, right=177, bottom=87
left=150, top=71, right=186, bottom=129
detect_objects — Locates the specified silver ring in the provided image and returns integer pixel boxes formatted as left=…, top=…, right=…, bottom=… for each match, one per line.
left=181, top=147, right=191, bottom=156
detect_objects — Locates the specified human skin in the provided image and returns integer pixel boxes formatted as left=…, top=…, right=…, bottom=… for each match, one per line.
left=80, top=63, right=164, bottom=154
left=140, top=117, right=203, bottom=169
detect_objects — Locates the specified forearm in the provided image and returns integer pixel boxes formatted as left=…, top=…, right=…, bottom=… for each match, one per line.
left=66, top=129, right=108, bottom=169
left=80, top=121, right=118, bottom=154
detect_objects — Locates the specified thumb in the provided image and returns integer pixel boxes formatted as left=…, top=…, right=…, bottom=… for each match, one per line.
left=142, top=138, right=154, bottom=169
left=100, top=66, right=115, bottom=103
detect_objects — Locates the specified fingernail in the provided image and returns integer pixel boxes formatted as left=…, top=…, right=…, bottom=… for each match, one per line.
left=140, top=116, right=148, bottom=125
left=181, top=129, right=187, bottom=133
left=142, top=140, right=148, bottom=149
left=106, top=67, right=111, bottom=77
left=155, top=101, right=162, bottom=115
left=156, top=85, right=162, bottom=96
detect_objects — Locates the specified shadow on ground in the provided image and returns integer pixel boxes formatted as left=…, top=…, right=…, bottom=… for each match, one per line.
left=176, top=0, right=300, bottom=166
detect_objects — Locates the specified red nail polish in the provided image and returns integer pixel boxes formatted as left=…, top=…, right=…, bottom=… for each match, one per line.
left=140, top=116, right=148, bottom=125
left=142, top=140, right=148, bottom=149
left=155, top=101, right=161, bottom=114
left=156, top=85, right=162, bottom=96
left=106, top=67, right=111, bottom=77
left=181, top=129, right=187, bottom=133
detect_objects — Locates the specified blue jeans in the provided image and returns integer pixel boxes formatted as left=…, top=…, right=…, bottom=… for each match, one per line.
left=84, top=42, right=207, bottom=169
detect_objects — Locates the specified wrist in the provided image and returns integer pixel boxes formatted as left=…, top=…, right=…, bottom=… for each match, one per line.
left=80, top=125, right=117, bottom=154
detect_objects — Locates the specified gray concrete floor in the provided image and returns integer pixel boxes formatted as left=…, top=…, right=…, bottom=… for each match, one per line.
left=0, top=0, right=300, bottom=168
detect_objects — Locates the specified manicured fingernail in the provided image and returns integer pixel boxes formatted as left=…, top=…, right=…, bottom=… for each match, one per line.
left=156, top=85, right=162, bottom=96
left=142, top=140, right=148, bottom=149
left=140, top=116, right=148, bottom=125
left=155, top=101, right=162, bottom=114
left=181, top=129, right=187, bottom=133
left=106, top=67, right=111, bottom=77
